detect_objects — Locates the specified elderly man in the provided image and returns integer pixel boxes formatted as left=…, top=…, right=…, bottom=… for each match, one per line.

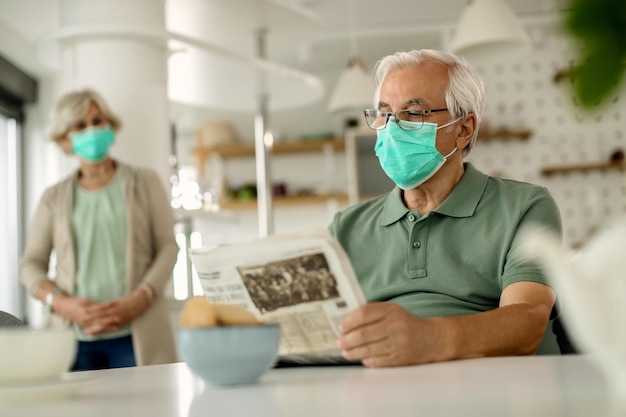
left=330, top=49, right=562, bottom=368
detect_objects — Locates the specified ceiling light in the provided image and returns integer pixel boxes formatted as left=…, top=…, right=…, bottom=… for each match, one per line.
left=328, top=56, right=375, bottom=112
left=448, top=0, right=531, bottom=63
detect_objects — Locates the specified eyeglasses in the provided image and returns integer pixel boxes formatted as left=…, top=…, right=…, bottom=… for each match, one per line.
left=363, top=108, right=449, bottom=131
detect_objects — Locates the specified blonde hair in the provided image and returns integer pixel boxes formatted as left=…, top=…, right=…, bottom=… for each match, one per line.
left=48, top=88, right=122, bottom=144
left=373, top=49, right=485, bottom=156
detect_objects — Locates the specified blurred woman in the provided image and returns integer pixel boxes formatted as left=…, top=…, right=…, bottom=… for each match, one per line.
left=20, top=88, right=179, bottom=370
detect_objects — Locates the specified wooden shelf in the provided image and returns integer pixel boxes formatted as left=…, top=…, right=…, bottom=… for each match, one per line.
left=477, top=128, right=533, bottom=141
left=193, top=129, right=531, bottom=161
left=193, top=139, right=345, bottom=160
left=218, top=193, right=349, bottom=210
left=541, top=161, right=626, bottom=177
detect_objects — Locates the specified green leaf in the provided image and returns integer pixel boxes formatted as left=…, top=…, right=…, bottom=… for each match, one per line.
left=573, top=40, right=623, bottom=107
left=564, top=0, right=626, bottom=107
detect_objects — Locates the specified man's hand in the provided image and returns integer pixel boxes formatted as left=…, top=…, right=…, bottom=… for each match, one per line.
left=337, top=282, right=555, bottom=368
left=337, top=302, right=450, bottom=368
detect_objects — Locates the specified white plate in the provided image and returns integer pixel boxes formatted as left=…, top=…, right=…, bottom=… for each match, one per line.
left=0, top=373, right=90, bottom=405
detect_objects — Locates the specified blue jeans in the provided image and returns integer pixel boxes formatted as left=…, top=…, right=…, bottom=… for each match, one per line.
left=71, top=334, right=136, bottom=371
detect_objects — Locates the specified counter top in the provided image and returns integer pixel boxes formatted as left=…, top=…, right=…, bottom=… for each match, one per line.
left=3, top=355, right=622, bottom=417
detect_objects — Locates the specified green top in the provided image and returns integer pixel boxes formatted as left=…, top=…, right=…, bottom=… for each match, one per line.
left=73, top=173, right=129, bottom=341
left=329, top=163, right=562, bottom=354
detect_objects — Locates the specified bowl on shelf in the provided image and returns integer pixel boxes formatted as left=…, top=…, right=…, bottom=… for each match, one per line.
left=177, top=324, right=280, bottom=386
left=0, top=328, right=76, bottom=384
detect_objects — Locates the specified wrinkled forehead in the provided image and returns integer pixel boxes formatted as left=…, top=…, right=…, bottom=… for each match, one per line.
left=378, top=64, right=449, bottom=108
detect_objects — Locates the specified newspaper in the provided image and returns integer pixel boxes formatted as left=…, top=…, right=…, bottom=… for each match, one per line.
left=189, top=228, right=366, bottom=363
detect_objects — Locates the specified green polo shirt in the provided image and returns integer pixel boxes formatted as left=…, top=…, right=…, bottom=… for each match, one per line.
left=329, top=163, right=562, bottom=354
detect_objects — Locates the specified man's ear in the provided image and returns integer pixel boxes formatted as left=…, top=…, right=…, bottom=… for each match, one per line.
left=456, top=113, right=477, bottom=150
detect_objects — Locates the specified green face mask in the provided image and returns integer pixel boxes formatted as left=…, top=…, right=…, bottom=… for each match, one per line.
left=71, top=126, right=115, bottom=162
left=374, top=118, right=458, bottom=190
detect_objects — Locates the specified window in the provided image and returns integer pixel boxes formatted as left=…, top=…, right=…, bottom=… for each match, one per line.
left=0, top=53, right=38, bottom=320
left=0, top=112, right=23, bottom=317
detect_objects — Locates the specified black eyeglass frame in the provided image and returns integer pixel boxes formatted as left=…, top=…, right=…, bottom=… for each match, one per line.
left=363, top=108, right=449, bottom=131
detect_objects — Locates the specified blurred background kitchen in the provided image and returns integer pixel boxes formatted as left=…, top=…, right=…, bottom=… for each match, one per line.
left=1, top=0, right=624, bottom=327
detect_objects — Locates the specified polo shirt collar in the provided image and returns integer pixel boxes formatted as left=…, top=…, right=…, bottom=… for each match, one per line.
left=435, top=162, right=487, bottom=218
left=380, top=162, right=488, bottom=225
left=380, top=187, right=409, bottom=226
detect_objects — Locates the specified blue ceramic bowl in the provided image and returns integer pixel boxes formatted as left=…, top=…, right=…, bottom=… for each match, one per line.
left=177, top=324, right=280, bottom=386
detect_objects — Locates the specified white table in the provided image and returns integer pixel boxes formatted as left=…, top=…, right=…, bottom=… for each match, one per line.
left=2, top=355, right=623, bottom=417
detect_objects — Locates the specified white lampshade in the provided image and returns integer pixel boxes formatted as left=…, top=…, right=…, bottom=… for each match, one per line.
left=448, top=0, right=531, bottom=63
left=328, top=56, right=375, bottom=112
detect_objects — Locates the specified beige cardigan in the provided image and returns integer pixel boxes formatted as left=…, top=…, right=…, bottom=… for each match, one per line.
left=20, top=162, right=179, bottom=365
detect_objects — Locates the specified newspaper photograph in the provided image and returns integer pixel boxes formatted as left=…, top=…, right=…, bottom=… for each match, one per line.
left=189, top=228, right=366, bottom=359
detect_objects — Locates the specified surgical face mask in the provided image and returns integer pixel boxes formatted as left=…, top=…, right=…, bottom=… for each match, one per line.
left=71, top=126, right=115, bottom=162
left=374, top=118, right=459, bottom=190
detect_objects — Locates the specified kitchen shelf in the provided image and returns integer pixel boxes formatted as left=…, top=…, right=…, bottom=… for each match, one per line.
left=541, top=161, right=626, bottom=177
left=193, top=139, right=345, bottom=160
left=477, top=128, right=533, bottom=141
left=218, top=193, right=349, bottom=210
left=194, top=130, right=531, bottom=160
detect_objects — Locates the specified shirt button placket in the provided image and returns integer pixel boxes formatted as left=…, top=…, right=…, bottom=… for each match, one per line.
left=408, top=213, right=421, bottom=248
left=408, top=212, right=427, bottom=278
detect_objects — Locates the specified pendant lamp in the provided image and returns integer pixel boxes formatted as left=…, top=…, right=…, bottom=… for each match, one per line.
left=448, top=0, right=531, bottom=63
left=327, top=0, right=375, bottom=121
left=328, top=55, right=375, bottom=112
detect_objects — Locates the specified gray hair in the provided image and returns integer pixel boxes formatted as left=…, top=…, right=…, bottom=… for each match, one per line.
left=48, top=88, right=122, bottom=144
left=373, top=49, right=485, bottom=156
